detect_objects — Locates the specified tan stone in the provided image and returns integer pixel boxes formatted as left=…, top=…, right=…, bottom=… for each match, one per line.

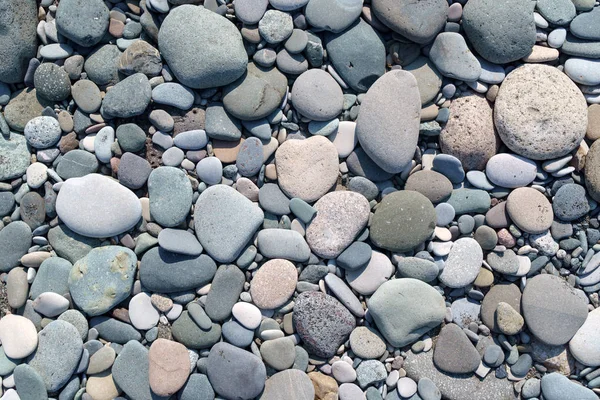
left=86, top=371, right=121, bottom=400
left=473, top=268, right=494, bottom=287
left=309, top=372, right=338, bottom=400
left=496, top=302, right=524, bottom=335
left=213, top=138, right=244, bottom=164
left=148, top=339, right=190, bottom=397
left=587, top=104, right=600, bottom=141
left=250, top=259, right=297, bottom=309
left=531, top=339, right=575, bottom=375
left=522, top=45, right=559, bottom=62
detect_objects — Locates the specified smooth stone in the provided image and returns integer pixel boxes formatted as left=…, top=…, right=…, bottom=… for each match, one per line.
left=260, top=337, right=296, bottom=370
left=117, top=152, right=151, bottom=190
left=28, top=320, right=83, bottom=392
left=356, top=70, right=420, bottom=174
left=207, top=343, right=266, bottom=399
left=55, top=0, right=109, bottom=47
left=90, top=317, right=142, bottom=343
left=433, top=324, right=480, bottom=374
left=396, top=257, right=439, bottom=283
left=305, top=0, right=362, bottom=33
left=222, top=320, right=254, bottom=347
left=205, top=103, right=242, bottom=141
left=536, top=0, right=576, bottom=26
left=47, top=224, right=101, bottom=264
left=522, top=274, right=588, bottom=345
left=223, top=63, right=287, bottom=121
left=293, top=291, right=355, bottom=358
left=324, top=273, right=365, bottom=317
left=4, top=88, right=51, bottom=132
left=148, top=339, right=190, bottom=396
left=494, top=64, right=587, bottom=160
left=486, top=249, right=520, bottom=274
left=562, top=34, right=600, bottom=58
left=179, top=374, right=215, bottom=400
left=261, top=370, right=315, bottom=400
left=139, top=247, right=217, bottom=293
left=324, top=19, right=386, bottom=93
left=26, top=163, right=47, bottom=189
left=14, top=364, right=48, bottom=400
left=83, top=44, right=122, bottom=87
left=570, top=307, right=600, bottom=366
left=439, top=238, right=483, bottom=288
left=548, top=28, right=568, bottom=47
left=486, top=154, right=537, bottom=188
left=432, top=154, right=465, bottom=184
left=232, top=302, right=262, bottom=330
left=86, top=345, right=116, bottom=375
left=347, top=176, right=378, bottom=201
left=0, top=315, right=38, bottom=359
left=467, top=171, right=495, bottom=191
left=158, top=229, right=202, bottom=256
left=129, top=292, right=159, bottom=330
left=429, top=32, right=481, bottom=82
left=242, top=119, right=272, bottom=140
left=250, top=259, right=297, bottom=309
left=306, top=191, right=370, bottom=259
left=259, top=183, right=291, bottom=215
left=0, top=0, right=37, bottom=84
left=58, top=310, right=88, bottom=342
left=116, top=123, right=146, bottom=153
left=0, top=133, right=30, bottom=181
left=100, top=73, right=151, bottom=119
left=540, top=373, right=597, bottom=400
left=24, top=116, right=62, bottom=149
left=112, top=341, right=159, bottom=400
left=39, top=44, right=73, bottom=60
left=446, top=189, right=491, bottom=215
left=152, top=83, right=194, bottom=110
left=368, top=278, right=445, bottom=348
left=56, top=174, right=141, bottom=238
left=462, top=0, right=536, bottom=64
left=370, top=191, right=436, bottom=252
left=505, top=187, right=553, bottom=234
left=194, top=184, right=264, bottom=263
left=349, top=326, right=386, bottom=359
left=330, top=120, right=357, bottom=158
left=285, top=29, right=308, bottom=54
left=570, top=8, right=600, bottom=40
left=356, top=359, right=386, bottom=389
left=275, top=135, right=339, bottom=203
left=0, top=221, right=32, bottom=272
left=173, top=130, right=208, bottom=150
left=553, top=183, right=590, bottom=221
left=371, top=0, right=447, bottom=44
left=276, top=49, right=309, bottom=74
left=346, top=147, right=394, bottom=182
left=564, top=58, right=600, bottom=86
left=68, top=246, right=136, bottom=316
left=205, top=264, right=245, bottom=321
left=7, top=268, right=29, bottom=309
left=257, top=228, right=311, bottom=261
left=148, top=166, right=193, bottom=228
left=32, top=292, right=69, bottom=317
left=235, top=0, right=268, bottom=24
left=196, top=157, right=223, bottom=185
left=586, top=140, right=600, bottom=202
left=236, top=137, right=263, bottom=177
left=158, top=5, right=247, bottom=89
left=477, top=58, right=506, bottom=84
left=171, top=311, right=221, bottom=349
left=336, top=241, right=372, bottom=271
left=20, top=192, right=46, bottom=230
left=292, top=69, right=343, bottom=121
left=346, top=250, right=393, bottom=295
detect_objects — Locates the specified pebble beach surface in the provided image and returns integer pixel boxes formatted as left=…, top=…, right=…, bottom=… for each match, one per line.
left=1, top=0, right=600, bottom=399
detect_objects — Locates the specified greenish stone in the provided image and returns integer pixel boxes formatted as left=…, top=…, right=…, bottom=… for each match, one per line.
left=289, top=197, right=317, bottom=223
left=446, top=189, right=491, bottom=215
left=171, top=311, right=221, bottom=349
left=47, top=224, right=102, bottom=263
left=29, top=257, right=72, bottom=299
left=116, top=123, right=146, bottom=153
left=14, top=364, right=48, bottom=400
left=0, top=346, right=20, bottom=375
left=0, top=132, right=30, bottom=181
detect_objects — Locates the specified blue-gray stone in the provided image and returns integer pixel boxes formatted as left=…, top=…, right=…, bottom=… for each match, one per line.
left=346, top=148, right=394, bottom=182
left=116, top=123, right=146, bottom=153
left=57, top=309, right=89, bottom=341
left=396, top=257, right=439, bottom=283
left=90, top=317, right=142, bottom=344
left=241, top=119, right=273, bottom=140
left=158, top=228, right=203, bottom=256
left=0, top=221, right=32, bottom=272
left=29, top=257, right=72, bottom=299
left=179, top=374, right=215, bottom=400
left=0, top=346, right=19, bottom=376
left=56, top=149, right=99, bottom=180
left=68, top=246, right=136, bottom=317
left=562, top=34, right=600, bottom=58
left=205, top=103, right=242, bottom=141
left=432, top=154, right=465, bottom=184
left=47, top=224, right=101, bottom=264
left=222, top=320, right=255, bottom=347
left=446, top=189, right=491, bottom=215
left=112, top=341, right=162, bottom=400
left=429, top=33, right=481, bottom=82
left=0, top=132, right=31, bottom=181
left=570, top=7, right=600, bottom=41
left=151, top=82, right=195, bottom=110
left=510, top=354, right=532, bottom=376
left=259, top=183, right=291, bottom=215
left=257, top=229, right=311, bottom=261
left=84, top=44, right=122, bottom=87
left=308, top=119, right=339, bottom=136
left=148, top=166, right=193, bottom=228
left=207, top=343, right=266, bottom=399
left=56, top=0, right=109, bottom=47
left=28, top=320, right=83, bottom=392
left=236, top=137, right=264, bottom=177
left=553, top=183, right=590, bottom=221
left=337, top=241, right=372, bottom=271
left=541, top=372, right=597, bottom=400
left=536, top=0, right=576, bottom=26
left=289, top=197, right=317, bottom=223
left=101, top=73, right=151, bottom=119
left=205, top=264, right=245, bottom=321
left=564, top=58, right=600, bottom=86
left=140, top=247, right=217, bottom=293
left=173, top=130, right=208, bottom=150
left=14, top=364, right=48, bottom=400
left=0, top=0, right=38, bottom=84
left=171, top=311, right=221, bottom=350
left=305, top=0, right=362, bottom=33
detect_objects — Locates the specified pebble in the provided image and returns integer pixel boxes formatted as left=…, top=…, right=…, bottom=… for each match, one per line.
left=148, top=166, right=193, bottom=227
left=433, top=324, right=480, bottom=374
left=541, top=372, right=598, bottom=400
left=0, top=315, right=38, bottom=359
left=24, top=116, right=62, bottom=149
left=368, top=278, right=445, bottom=348
left=0, top=221, right=32, bottom=272
left=101, top=73, right=152, bottom=119
left=250, top=259, right=297, bottom=309
left=349, top=326, right=386, bottom=359
left=486, top=153, right=537, bottom=188
left=430, top=32, right=482, bottom=82
left=56, top=174, right=142, bottom=238
left=236, top=137, right=264, bottom=177
left=565, top=58, right=600, bottom=86
left=439, top=238, right=483, bottom=288
left=257, top=228, right=311, bottom=261
left=148, top=339, right=190, bottom=396
left=346, top=250, right=394, bottom=295
left=55, top=0, right=109, bottom=47
left=292, top=69, right=343, bottom=121
left=158, top=228, right=203, bottom=256
left=261, top=370, right=314, bottom=400
left=32, top=292, right=69, bottom=317
left=506, top=187, right=553, bottom=234
left=553, top=183, right=590, bottom=221
left=207, top=343, right=266, bottom=399
left=112, top=340, right=155, bottom=400
left=152, top=82, right=195, bottom=110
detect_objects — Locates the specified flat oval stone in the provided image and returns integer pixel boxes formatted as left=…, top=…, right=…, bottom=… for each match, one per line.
left=446, top=188, right=491, bottom=215
left=494, top=64, right=587, bottom=160
left=207, top=342, right=266, bottom=399
left=506, top=187, right=553, bottom=234
left=250, top=259, right=297, bottom=309
left=56, top=174, right=142, bottom=238
left=257, top=228, right=311, bottom=261
left=396, top=257, right=439, bottom=283
left=429, top=33, right=482, bottom=82
left=368, top=278, right=445, bottom=348
left=148, top=166, right=193, bottom=228
left=172, top=311, right=221, bottom=349
left=223, top=63, right=287, bottom=121
left=564, top=58, right=600, bottom=86
left=139, top=247, right=217, bottom=293
left=293, top=291, right=356, bottom=358
left=462, top=0, right=536, bottom=64
left=205, top=264, right=245, bottom=321
left=305, top=0, right=362, bottom=33
left=158, top=228, right=203, bottom=256
left=405, top=170, right=453, bottom=203
left=275, top=136, right=339, bottom=203
left=28, top=320, right=83, bottom=392
left=291, top=69, right=343, bottom=121
left=68, top=246, right=136, bottom=316
left=570, top=7, right=600, bottom=40
left=371, top=0, right=447, bottom=44
left=0, top=315, right=38, bottom=359
left=194, top=184, right=264, bottom=263
left=14, top=364, right=47, bottom=400
left=486, top=153, right=537, bottom=188
left=541, top=373, right=598, bottom=400
left=152, top=82, right=195, bottom=110
left=324, top=19, right=386, bottom=93
left=370, top=191, right=436, bottom=252
left=522, top=274, right=588, bottom=345
left=346, top=250, right=394, bottom=295
left=158, top=5, right=247, bottom=89
left=129, top=292, right=159, bottom=330
left=112, top=341, right=155, bottom=400
left=356, top=70, right=420, bottom=174
left=90, top=317, right=142, bottom=343
left=236, top=137, right=263, bottom=177
left=349, top=326, right=386, bottom=359
left=100, top=73, right=151, bottom=119
left=433, top=323, right=480, bottom=374
left=438, top=238, right=483, bottom=288
left=32, top=292, right=70, bottom=318
left=0, top=221, right=32, bottom=272
left=306, top=191, right=370, bottom=259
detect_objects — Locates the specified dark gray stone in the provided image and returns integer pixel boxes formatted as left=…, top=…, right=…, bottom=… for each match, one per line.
left=56, top=0, right=109, bottom=47
left=0, top=221, right=32, bottom=272
left=0, top=0, right=38, bottom=84
left=89, top=317, right=142, bottom=343
left=100, top=73, right=151, bottom=118
left=205, top=264, right=245, bottom=322
left=207, top=343, right=266, bottom=399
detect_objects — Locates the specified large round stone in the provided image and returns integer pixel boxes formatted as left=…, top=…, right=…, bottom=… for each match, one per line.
left=55, top=0, right=109, bottom=47
left=275, top=136, right=339, bottom=203
left=494, top=64, right=587, bottom=160
left=222, top=63, right=287, bottom=121
left=55, top=174, right=142, bottom=238
left=368, top=278, right=446, bottom=348
left=158, top=5, right=247, bottom=89
left=68, top=246, right=137, bottom=316
left=462, top=0, right=536, bottom=64
left=356, top=70, right=420, bottom=174
left=371, top=0, right=448, bottom=44
left=522, top=274, right=588, bottom=345
left=291, top=69, right=343, bottom=121
left=440, top=94, right=500, bottom=171
left=370, top=191, right=436, bottom=252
